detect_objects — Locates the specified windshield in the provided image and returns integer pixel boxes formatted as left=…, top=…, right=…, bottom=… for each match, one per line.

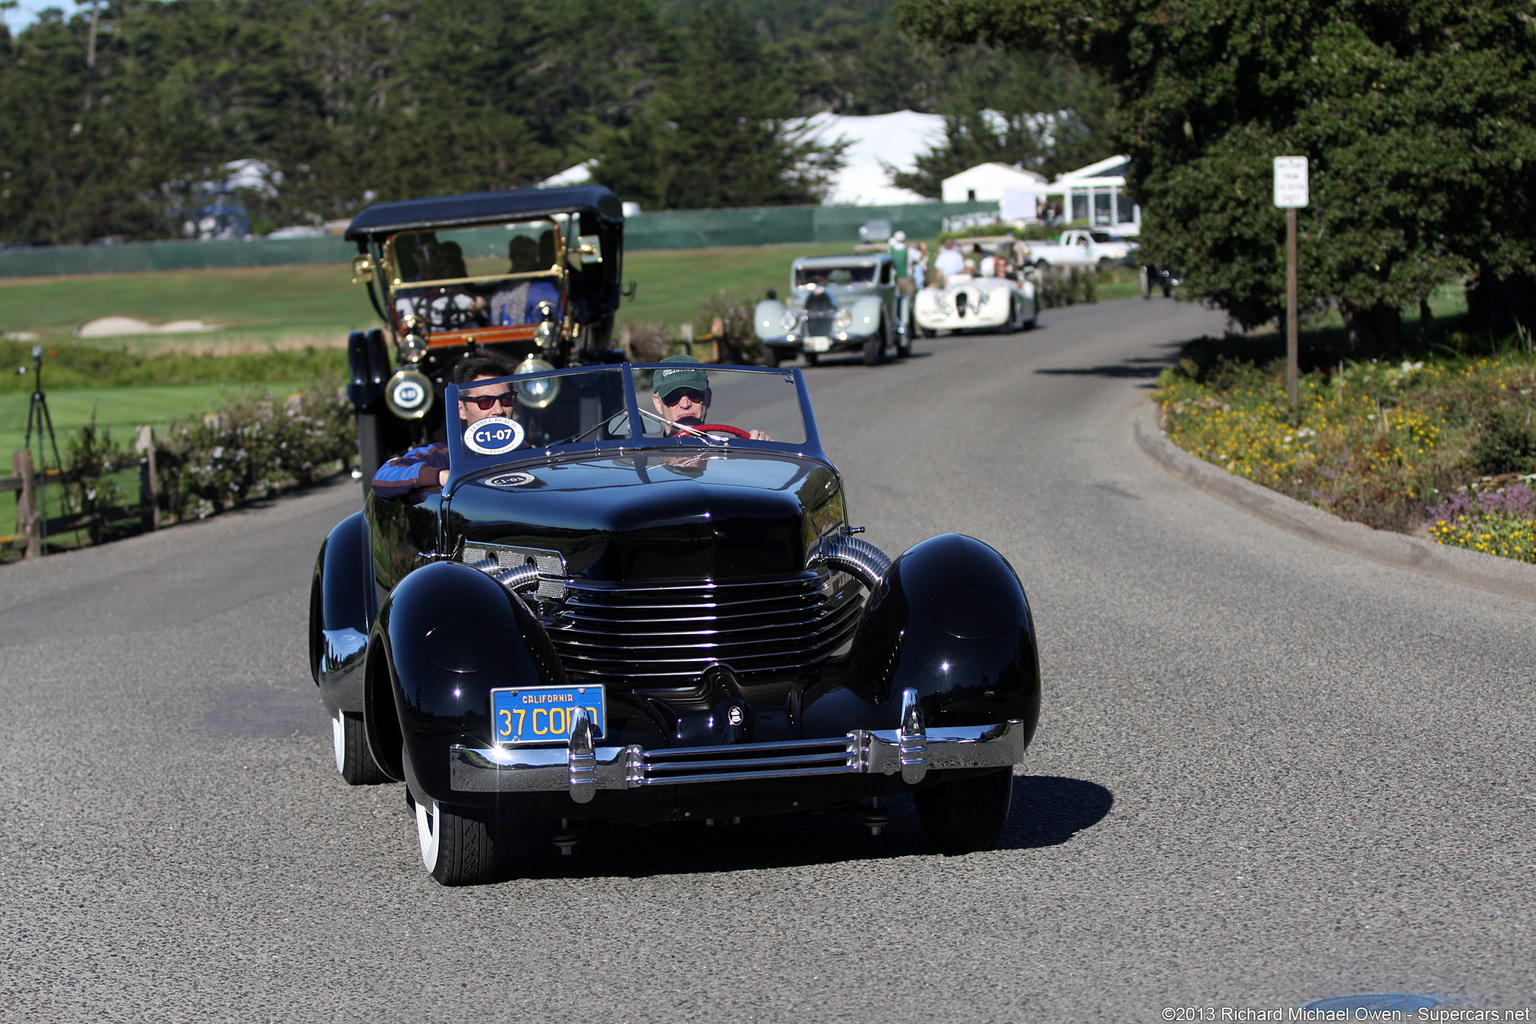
left=444, top=364, right=813, bottom=484
left=388, top=221, right=560, bottom=284
left=795, top=264, right=876, bottom=288
left=387, top=220, right=567, bottom=332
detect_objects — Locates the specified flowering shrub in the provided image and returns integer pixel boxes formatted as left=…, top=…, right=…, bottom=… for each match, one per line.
left=1427, top=481, right=1536, bottom=562
left=154, top=384, right=354, bottom=521
left=1155, top=344, right=1536, bottom=562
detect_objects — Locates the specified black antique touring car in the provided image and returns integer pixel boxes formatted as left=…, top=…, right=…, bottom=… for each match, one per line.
left=309, top=361, right=1041, bottom=885
left=343, top=185, right=626, bottom=483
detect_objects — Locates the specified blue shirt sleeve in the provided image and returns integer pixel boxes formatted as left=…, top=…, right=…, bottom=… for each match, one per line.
left=371, top=443, right=449, bottom=502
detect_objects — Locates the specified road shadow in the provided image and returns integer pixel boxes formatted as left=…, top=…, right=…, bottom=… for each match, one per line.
left=1032, top=339, right=1186, bottom=382
left=484, top=774, right=1112, bottom=882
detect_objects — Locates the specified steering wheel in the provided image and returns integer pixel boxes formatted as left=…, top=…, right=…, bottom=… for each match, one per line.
left=693, top=423, right=751, bottom=439
left=417, top=288, right=487, bottom=329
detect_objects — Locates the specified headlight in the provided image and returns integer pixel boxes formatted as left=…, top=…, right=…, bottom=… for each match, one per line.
left=385, top=369, right=434, bottom=420
left=513, top=356, right=560, bottom=409
left=833, top=308, right=853, bottom=331
left=780, top=310, right=798, bottom=333
left=397, top=330, right=428, bottom=364
left=534, top=319, right=557, bottom=350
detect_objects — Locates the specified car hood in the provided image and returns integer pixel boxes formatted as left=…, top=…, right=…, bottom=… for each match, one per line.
left=445, top=449, right=845, bottom=582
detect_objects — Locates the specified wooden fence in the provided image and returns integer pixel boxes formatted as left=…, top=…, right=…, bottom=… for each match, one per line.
left=2, top=426, right=161, bottom=559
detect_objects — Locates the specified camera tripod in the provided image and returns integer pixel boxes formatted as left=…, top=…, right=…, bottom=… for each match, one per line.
left=19, top=346, right=62, bottom=552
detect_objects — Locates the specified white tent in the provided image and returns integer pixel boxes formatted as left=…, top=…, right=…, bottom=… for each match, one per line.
left=940, top=162, right=1048, bottom=204
left=538, top=111, right=956, bottom=208
left=798, top=110, right=948, bottom=206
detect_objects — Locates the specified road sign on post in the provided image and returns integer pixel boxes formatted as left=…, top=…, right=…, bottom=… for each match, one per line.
left=1274, top=157, right=1308, bottom=406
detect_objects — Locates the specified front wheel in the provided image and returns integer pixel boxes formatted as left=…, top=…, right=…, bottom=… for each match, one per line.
left=863, top=318, right=888, bottom=366
left=415, top=795, right=500, bottom=886
left=914, top=769, right=1014, bottom=854
left=333, top=711, right=388, bottom=785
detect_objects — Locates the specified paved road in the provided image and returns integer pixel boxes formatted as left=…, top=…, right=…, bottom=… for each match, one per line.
left=3, top=298, right=1533, bottom=1023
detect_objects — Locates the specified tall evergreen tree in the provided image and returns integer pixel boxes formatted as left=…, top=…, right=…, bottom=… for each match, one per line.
left=896, top=0, right=1536, bottom=352
left=592, top=0, right=845, bottom=209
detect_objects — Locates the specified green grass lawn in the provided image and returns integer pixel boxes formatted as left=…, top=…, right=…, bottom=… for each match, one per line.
left=617, top=241, right=855, bottom=327
left=0, top=241, right=863, bottom=351
left=0, top=263, right=362, bottom=351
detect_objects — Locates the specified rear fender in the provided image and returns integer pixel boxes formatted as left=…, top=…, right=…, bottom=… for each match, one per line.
left=309, top=510, right=374, bottom=715
left=807, top=534, right=1040, bottom=744
left=373, top=560, right=567, bottom=804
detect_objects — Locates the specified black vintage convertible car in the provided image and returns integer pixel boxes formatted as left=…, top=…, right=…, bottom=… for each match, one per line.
left=309, top=361, right=1041, bottom=885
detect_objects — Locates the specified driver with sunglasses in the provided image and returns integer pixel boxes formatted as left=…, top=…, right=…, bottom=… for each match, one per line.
left=651, top=354, right=771, bottom=440
left=371, top=353, right=517, bottom=501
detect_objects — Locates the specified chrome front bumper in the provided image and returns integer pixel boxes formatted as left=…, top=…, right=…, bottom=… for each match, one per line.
left=449, top=689, right=1026, bottom=804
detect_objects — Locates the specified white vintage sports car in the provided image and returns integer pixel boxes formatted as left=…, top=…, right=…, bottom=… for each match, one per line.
left=914, top=273, right=1037, bottom=336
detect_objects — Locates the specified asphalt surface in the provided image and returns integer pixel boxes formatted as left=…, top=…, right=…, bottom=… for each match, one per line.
left=3, top=297, right=1533, bottom=1023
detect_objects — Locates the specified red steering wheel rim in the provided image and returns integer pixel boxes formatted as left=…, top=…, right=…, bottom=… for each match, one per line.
left=693, top=423, right=751, bottom=439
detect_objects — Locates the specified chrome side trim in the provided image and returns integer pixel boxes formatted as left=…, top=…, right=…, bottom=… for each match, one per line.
left=447, top=717, right=1026, bottom=801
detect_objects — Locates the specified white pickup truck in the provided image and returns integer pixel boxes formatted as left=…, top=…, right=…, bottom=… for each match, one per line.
left=1022, top=229, right=1137, bottom=268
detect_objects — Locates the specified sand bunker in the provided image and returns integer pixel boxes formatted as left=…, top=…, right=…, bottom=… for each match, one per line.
left=75, top=315, right=223, bottom=338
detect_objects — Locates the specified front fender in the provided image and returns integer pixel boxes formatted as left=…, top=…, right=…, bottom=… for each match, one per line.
left=754, top=299, right=788, bottom=340
left=848, top=295, right=885, bottom=337
left=309, top=510, right=374, bottom=714
left=374, top=560, right=566, bottom=805
left=806, top=534, right=1040, bottom=745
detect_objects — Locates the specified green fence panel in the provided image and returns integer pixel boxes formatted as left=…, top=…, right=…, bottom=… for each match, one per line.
left=0, top=235, right=354, bottom=277
left=0, top=201, right=1001, bottom=276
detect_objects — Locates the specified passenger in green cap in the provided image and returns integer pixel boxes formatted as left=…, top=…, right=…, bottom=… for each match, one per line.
left=650, top=354, right=771, bottom=439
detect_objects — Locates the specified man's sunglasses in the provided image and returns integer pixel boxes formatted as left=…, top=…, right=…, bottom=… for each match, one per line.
left=661, top=388, right=707, bottom=407
left=460, top=391, right=517, bottom=410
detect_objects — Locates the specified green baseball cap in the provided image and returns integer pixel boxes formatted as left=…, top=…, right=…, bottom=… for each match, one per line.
left=653, top=354, right=709, bottom=399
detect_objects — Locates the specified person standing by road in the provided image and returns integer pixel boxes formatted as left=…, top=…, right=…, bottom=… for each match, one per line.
left=934, top=238, right=965, bottom=286
left=890, top=231, right=914, bottom=299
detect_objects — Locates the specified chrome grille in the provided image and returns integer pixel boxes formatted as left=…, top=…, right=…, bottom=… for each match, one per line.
left=544, top=572, right=862, bottom=685
left=805, top=312, right=835, bottom=336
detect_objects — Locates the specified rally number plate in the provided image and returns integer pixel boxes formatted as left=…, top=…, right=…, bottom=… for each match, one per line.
left=490, top=685, right=606, bottom=746
left=806, top=336, right=832, bottom=352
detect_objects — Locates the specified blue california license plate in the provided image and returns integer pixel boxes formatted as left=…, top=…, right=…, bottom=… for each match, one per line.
left=490, top=685, right=606, bottom=746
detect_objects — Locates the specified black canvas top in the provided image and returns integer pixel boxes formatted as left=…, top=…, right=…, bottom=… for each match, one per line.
left=345, top=185, right=623, bottom=242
